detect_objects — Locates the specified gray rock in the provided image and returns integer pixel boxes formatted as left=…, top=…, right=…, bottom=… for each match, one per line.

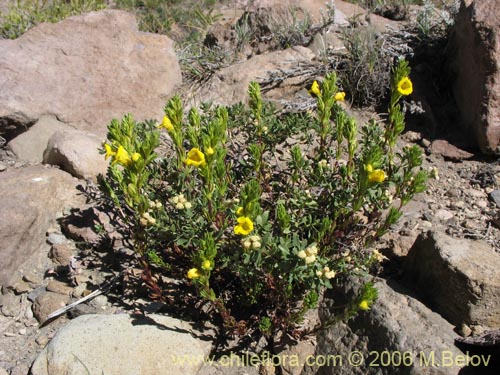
left=404, top=231, right=500, bottom=328
left=46, top=233, right=69, bottom=246
left=308, top=277, right=463, bottom=375
left=429, top=140, right=474, bottom=161
left=0, top=10, right=181, bottom=141
left=30, top=314, right=212, bottom=375
left=0, top=166, right=84, bottom=286
left=43, top=129, right=108, bottom=180
left=7, top=115, right=70, bottom=162
left=489, top=190, right=500, bottom=208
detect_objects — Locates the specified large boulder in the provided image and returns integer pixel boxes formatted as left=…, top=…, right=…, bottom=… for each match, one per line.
left=306, top=277, right=464, bottom=375
left=0, top=10, right=181, bottom=142
left=0, top=166, right=84, bottom=286
left=447, top=0, right=500, bottom=154
left=403, top=231, right=500, bottom=329
left=30, top=314, right=212, bottom=375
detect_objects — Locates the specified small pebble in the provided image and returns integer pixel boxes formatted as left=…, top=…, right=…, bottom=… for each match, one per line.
left=476, top=200, right=488, bottom=209
left=18, top=328, right=27, bottom=335
left=36, top=335, right=49, bottom=347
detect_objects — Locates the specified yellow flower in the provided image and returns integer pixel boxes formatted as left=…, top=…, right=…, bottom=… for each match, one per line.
left=201, top=260, right=211, bottom=270
left=368, top=169, right=386, bottom=183
left=397, top=77, right=413, bottom=96
left=113, top=145, right=132, bottom=167
left=308, top=80, right=321, bottom=97
left=359, top=300, right=370, bottom=311
left=206, top=147, right=215, bottom=156
left=187, top=268, right=201, bottom=279
left=334, top=91, right=346, bottom=101
left=236, top=207, right=244, bottom=217
left=185, top=148, right=206, bottom=167
left=131, top=152, right=141, bottom=162
left=159, top=115, right=174, bottom=131
left=104, top=143, right=116, bottom=160
left=234, top=216, right=254, bottom=236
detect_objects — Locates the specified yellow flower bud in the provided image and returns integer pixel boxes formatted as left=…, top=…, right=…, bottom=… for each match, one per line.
left=359, top=300, right=370, bottom=311
left=187, top=268, right=200, bottom=279
left=334, top=91, right=346, bottom=101
left=202, top=260, right=211, bottom=270
left=160, top=115, right=174, bottom=131
left=308, top=80, right=321, bottom=97
left=206, top=147, right=215, bottom=156
left=131, top=152, right=141, bottom=162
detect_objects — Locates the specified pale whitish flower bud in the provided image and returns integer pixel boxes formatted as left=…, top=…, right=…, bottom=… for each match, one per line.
left=171, top=196, right=179, bottom=204
left=184, top=202, right=192, bottom=209
left=149, top=200, right=156, bottom=209
left=342, top=250, right=350, bottom=257
left=250, top=235, right=261, bottom=242
left=429, top=166, right=439, bottom=180
left=305, top=255, right=316, bottom=264
left=304, top=189, right=312, bottom=198
left=140, top=218, right=149, bottom=226
left=345, top=256, right=352, bottom=262
left=372, top=249, right=388, bottom=262
left=252, top=241, right=261, bottom=249
left=316, top=270, right=323, bottom=277
left=318, top=159, right=328, bottom=168
left=324, top=270, right=336, bottom=279
left=306, top=245, right=318, bottom=256
left=262, top=126, right=268, bottom=133
left=175, top=202, right=184, bottom=210
left=148, top=217, right=156, bottom=225
left=243, top=240, right=252, bottom=249
left=155, top=200, right=162, bottom=209
left=297, top=250, right=307, bottom=259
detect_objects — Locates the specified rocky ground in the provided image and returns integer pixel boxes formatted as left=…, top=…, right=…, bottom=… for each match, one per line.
left=0, top=1, right=499, bottom=375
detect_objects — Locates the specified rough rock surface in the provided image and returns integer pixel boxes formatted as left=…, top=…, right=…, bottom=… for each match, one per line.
left=7, top=116, right=70, bottom=162
left=0, top=166, right=84, bottom=286
left=448, top=0, right=500, bottom=154
left=306, top=277, right=463, bottom=375
left=30, top=314, right=212, bottom=375
left=404, top=231, right=500, bottom=328
left=0, top=10, right=181, bottom=141
left=185, top=46, right=315, bottom=107
left=42, top=129, right=108, bottom=180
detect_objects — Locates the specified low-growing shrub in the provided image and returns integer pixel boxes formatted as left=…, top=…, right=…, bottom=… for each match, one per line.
left=99, top=59, right=426, bottom=339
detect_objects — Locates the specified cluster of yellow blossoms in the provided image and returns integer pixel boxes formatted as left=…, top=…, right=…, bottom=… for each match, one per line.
left=308, top=80, right=346, bottom=101
left=104, top=144, right=141, bottom=167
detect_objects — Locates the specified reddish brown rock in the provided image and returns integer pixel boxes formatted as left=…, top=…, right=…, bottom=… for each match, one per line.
left=448, top=0, right=500, bottom=154
left=429, top=139, right=474, bottom=161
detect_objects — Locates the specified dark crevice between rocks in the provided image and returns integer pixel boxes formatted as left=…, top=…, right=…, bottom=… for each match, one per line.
left=0, top=114, right=37, bottom=143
